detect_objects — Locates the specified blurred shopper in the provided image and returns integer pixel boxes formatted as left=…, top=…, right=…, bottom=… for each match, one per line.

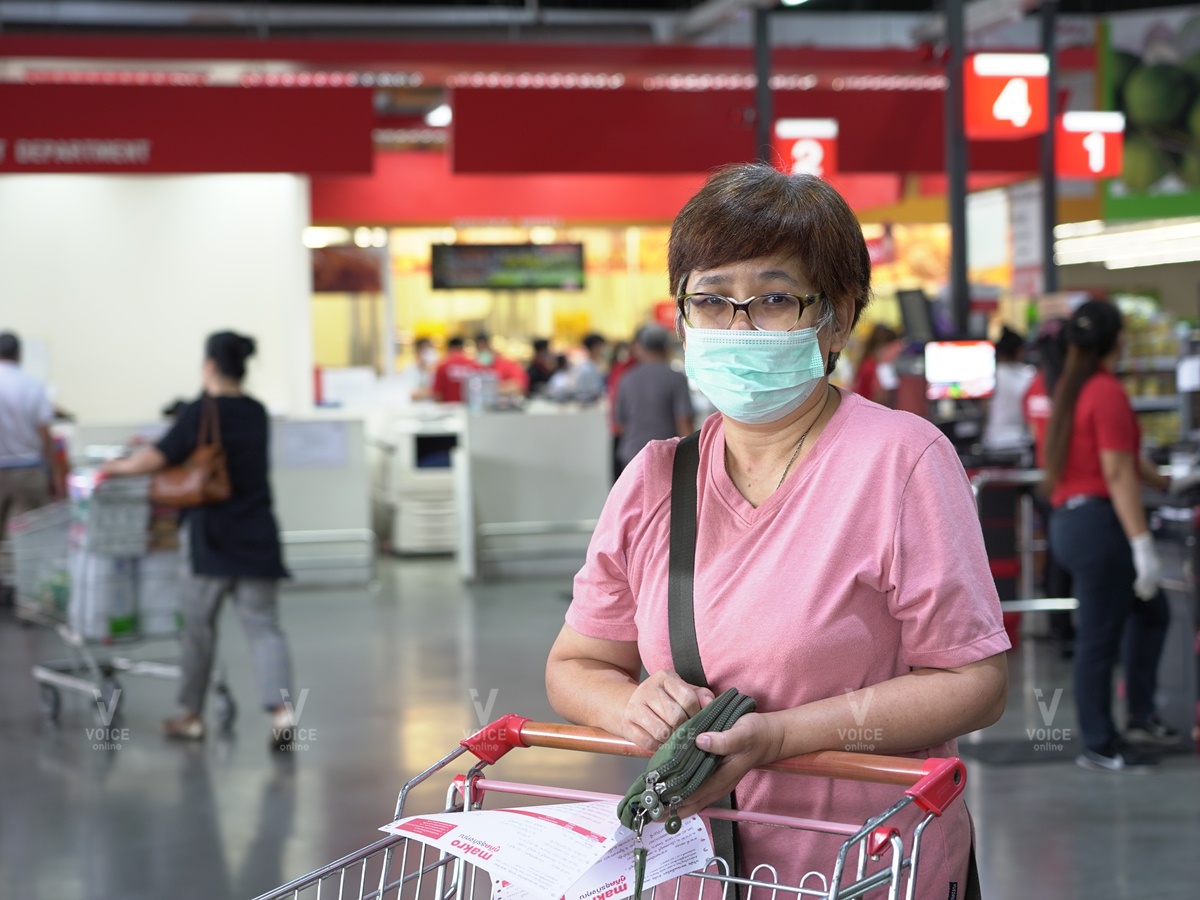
left=431, top=336, right=478, bottom=403
left=572, top=333, right=608, bottom=403
left=102, top=331, right=296, bottom=750
left=606, top=339, right=638, bottom=481
left=982, top=326, right=1035, bottom=453
left=526, top=338, right=556, bottom=397
left=851, top=323, right=899, bottom=406
left=1043, top=301, right=1179, bottom=772
left=613, top=325, right=693, bottom=479
left=0, top=331, right=65, bottom=606
left=474, top=331, right=529, bottom=396
left=1024, top=320, right=1075, bottom=657
left=401, top=337, right=439, bottom=402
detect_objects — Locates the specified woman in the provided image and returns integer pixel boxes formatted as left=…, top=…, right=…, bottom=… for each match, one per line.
left=850, top=322, right=898, bottom=406
left=546, top=164, right=1009, bottom=895
left=1043, top=300, right=1178, bottom=772
left=104, top=331, right=294, bottom=749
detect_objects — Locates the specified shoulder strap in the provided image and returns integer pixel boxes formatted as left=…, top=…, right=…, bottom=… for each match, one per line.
left=668, top=430, right=743, bottom=895
left=198, top=397, right=223, bottom=450
left=668, top=431, right=705, bottom=688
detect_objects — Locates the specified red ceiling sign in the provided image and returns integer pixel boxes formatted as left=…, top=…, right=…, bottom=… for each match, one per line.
left=1056, top=111, right=1125, bottom=178
left=772, top=118, right=838, bottom=179
left=0, top=84, right=375, bottom=174
left=964, top=53, right=1049, bottom=140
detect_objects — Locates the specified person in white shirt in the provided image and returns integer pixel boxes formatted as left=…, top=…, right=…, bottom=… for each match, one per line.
left=983, top=326, right=1036, bottom=453
left=0, top=332, right=64, bottom=604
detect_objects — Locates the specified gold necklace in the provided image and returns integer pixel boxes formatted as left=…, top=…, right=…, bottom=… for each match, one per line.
left=775, top=387, right=832, bottom=491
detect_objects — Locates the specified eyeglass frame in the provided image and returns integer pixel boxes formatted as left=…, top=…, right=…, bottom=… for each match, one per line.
left=675, top=290, right=826, bottom=332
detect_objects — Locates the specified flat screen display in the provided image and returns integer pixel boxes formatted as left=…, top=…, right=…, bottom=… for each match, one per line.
left=924, top=340, right=996, bottom=400
left=431, top=243, right=584, bottom=290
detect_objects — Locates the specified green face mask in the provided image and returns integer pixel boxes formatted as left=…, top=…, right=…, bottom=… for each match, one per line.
left=684, top=326, right=827, bottom=425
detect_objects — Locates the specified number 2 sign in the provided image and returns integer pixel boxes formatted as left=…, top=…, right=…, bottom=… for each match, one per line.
left=964, top=53, right=1049, bottom=140
left=772, top=118, right=838, bottom=179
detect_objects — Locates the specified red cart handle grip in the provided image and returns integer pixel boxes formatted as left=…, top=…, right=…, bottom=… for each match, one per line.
left=465, top=717, right=967, bottom=811
left=461, top=713, right=531, bottom=764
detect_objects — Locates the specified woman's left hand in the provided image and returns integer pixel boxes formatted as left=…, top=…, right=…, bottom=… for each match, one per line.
left=674, top=712, right=784, bottom=819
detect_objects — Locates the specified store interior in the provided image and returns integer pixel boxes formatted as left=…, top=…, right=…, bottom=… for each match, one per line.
left=2, top=2, right=1200, bottom=899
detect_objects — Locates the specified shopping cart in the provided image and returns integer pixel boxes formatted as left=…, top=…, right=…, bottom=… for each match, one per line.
left=10, top=475, right=236, bottom=728
left=254, top=714, right=968, bottom=900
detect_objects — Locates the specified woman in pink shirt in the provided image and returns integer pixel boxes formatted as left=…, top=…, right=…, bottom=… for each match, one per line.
left=546, top=164, right=1009, bottom=897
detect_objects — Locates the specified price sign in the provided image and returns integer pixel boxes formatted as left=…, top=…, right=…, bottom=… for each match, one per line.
left=964, top=53, right=1049, bottom=140
left=1056, top=111, right=1125, bottom=178
left=773, top=118, right=838, bottom=179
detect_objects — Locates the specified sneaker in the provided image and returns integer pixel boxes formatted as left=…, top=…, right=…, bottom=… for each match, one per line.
left=1124, top=718, right=1181, bottom=748
left=269, top=709, right=296, bottom=752
left=163, top=713, right=205, bottom=741
left=1075, top=747, right=1157, bottom=773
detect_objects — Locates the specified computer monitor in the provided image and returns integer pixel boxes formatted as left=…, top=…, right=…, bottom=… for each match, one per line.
left=896, top=288, right=938, bottom=344
left=924, top=340, right=996, bottom=401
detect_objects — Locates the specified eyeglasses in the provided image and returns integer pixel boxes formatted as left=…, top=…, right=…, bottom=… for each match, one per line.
left=677, top=292, right=823, bottom=332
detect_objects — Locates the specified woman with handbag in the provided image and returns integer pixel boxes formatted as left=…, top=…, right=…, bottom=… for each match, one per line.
left=546, top=164, right=1010, bottom=897
left=103, top=331, right=295, bottom=750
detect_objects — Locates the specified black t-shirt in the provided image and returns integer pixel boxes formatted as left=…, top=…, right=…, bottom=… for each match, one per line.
left=156, top=394, right=288, bottom=580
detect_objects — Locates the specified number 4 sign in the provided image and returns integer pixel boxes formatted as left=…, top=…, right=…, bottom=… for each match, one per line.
left=964, top=53, right=1049, bottom=140
left=1056, top=111, right=1125, bottom=178
left=772, top=118, right=838, bottom=179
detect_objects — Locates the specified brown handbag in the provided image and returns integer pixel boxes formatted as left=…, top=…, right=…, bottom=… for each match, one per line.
left=149, top=397, right=232, bottom=507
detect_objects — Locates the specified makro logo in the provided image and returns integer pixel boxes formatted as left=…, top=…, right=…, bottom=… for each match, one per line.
left=1026, top=688, right=1072, bottom=750
left=88, top=688, right=130, bottom=750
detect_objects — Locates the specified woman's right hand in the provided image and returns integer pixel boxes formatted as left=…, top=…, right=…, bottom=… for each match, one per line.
left=621, top=671, right=714, bottom=751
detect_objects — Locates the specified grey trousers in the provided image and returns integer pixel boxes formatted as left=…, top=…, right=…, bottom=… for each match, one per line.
left=178, top=574, right=292, bottom=716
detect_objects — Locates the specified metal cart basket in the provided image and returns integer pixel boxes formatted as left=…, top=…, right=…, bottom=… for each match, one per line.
left=9, top=475, right=234, bottom=727
left=254, top=714, right=968, bottom=900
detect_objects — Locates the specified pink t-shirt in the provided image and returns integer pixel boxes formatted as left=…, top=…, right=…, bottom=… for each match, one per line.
left=566, top=389, right=1010, bottom=897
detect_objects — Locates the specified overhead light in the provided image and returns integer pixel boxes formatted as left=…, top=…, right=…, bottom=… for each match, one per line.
left=302, top=227, right=351, bottom=249
left=1053, top=217, right=1200, bottom=269
left=424, top=103, right=452, bottom=127
left=781, top=0, right=811, bottom=6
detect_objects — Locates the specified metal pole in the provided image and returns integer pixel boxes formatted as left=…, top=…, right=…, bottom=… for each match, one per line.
left=1040, top=0, right=1060, bottom=293
left=945, top=0, right=970, bottom=338
left=754, top=7, right=773, bottom=164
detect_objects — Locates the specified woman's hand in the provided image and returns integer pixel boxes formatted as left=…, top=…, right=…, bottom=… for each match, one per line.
left=621, top=671, right=715, bottom=751
left=674, top=712, right=784, bottom=818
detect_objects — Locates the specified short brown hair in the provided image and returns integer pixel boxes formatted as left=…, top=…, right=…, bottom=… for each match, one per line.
left=668, top=164, right=872, bottom=333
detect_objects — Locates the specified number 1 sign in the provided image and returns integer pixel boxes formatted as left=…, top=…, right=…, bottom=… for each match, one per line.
left=1056, top=111, right=1125, bottom=178
left=964, top=53, right=1049, bottom=140
left=772, top=118, right=838, bottom=179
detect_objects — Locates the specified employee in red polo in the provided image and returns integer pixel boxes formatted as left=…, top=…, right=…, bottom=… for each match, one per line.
left=431, top=336, right=478, bottom=403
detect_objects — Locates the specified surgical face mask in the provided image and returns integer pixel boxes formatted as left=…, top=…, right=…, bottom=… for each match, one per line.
left=684, top=326, right=827, bottom=425
left=419, top=348, right=439, bottom=366
left=477, top=350, right=495, bottom=367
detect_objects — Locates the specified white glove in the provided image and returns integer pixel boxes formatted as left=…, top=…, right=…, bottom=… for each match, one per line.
left=1131, top=532, right=1161, bottom=601
left=1168, top=467, right=1200, bottom=495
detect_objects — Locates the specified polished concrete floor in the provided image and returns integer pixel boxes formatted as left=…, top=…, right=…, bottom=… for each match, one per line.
left=1, top=556, right=1197, bottom=900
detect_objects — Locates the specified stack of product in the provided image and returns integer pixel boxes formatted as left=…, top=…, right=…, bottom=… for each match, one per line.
left=65, top=471, right=150, bottom=641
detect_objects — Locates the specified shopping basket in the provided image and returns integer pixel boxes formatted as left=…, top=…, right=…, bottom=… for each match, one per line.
left=253, top=714, right=968, bottom=900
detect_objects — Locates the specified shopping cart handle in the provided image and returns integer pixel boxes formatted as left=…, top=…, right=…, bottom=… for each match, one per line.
left=469, top=718, right=967, bottom=803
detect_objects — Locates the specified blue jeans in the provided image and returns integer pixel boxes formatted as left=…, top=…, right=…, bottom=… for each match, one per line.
left=1049, top=498, right=1169, bottom=754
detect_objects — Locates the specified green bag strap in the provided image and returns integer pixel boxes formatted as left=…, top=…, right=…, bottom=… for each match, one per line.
left=667, top=430, right=744, bottom=897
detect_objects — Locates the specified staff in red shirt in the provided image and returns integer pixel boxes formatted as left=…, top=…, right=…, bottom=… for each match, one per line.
left=431, top=336, right=479, bottom=403
left=474, top=332, right=529, bottom=397
left=1043, top=300, right=1178, bottom=772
